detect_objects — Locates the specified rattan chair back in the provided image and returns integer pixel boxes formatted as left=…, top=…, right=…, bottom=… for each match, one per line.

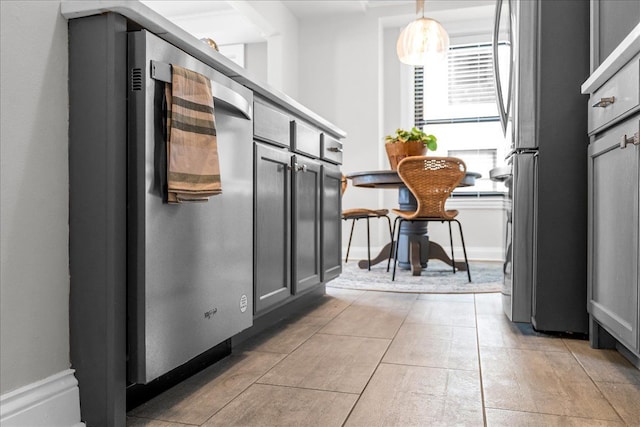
left=396, top=156, right=466, bottom=220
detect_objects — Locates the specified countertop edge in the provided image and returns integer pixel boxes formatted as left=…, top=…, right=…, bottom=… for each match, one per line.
left=60, top=0, right=347, bottom=139
left=581, top=23, right=640, bottom=94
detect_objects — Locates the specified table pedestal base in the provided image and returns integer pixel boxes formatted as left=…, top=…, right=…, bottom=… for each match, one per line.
left=346, top=176, right=476, bottom=277
left=357, top=241, right=468, bottom=275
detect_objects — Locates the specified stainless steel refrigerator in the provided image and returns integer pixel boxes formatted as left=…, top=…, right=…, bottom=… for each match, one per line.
left=127, top=30, right=254, bottom=383
left=493, top=0, right=590, bottom=333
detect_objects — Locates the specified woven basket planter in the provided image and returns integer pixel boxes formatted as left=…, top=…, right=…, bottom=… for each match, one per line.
left=385, top=141, right=427, bottom=170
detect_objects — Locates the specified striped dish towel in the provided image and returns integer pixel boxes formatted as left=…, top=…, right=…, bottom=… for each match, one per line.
left=165, top=64, right=221, bottom=203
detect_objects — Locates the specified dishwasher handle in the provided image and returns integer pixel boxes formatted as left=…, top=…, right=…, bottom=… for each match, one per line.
left=150, top=60, right=252, bottom=120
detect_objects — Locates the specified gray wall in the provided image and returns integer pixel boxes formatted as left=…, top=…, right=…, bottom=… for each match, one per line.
left=0, top=0, right=70, bottom=394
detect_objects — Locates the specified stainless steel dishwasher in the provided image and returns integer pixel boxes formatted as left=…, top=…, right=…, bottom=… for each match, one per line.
left=127, top=30, right=253, bottom=384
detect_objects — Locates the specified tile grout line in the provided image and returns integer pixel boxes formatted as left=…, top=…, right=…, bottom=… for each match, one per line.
left=249, top=295, right=361, bottom=381
left=474, top=293, right=489, bottom=427
left=198, top=293, right=362, bottom=426
left=562, top=338, right=629, bottom=426
left=126, top=414, right=201, bottom=426
left=339, top=290, right=419, bottom=427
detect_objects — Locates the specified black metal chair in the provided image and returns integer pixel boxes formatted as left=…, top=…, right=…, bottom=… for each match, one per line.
left=341, top=176, right=393, bottom=270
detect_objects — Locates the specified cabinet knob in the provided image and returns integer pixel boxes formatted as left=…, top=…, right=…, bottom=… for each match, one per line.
left=620, top=132, right=639, bottom=149
left=296, top=163, right=308, bottom=172
left=327, top=147, right=343, bottom=153
left=592, top=96, right=615, bottom=108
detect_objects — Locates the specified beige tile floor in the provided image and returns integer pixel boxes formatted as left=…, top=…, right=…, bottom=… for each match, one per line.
left=128, top=289, right=640, bottom=427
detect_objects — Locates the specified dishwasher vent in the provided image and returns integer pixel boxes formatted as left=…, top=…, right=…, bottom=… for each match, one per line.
left=130, top=68, right=143, bottom=91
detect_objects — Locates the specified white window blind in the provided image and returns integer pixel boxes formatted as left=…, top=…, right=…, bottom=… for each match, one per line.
left=447, top=45, right=496, bottom=105
left=415, top=43, right=500, bottom=124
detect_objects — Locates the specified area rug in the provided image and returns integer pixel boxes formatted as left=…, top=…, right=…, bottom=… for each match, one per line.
left=327, top=260, right=503, bottom=294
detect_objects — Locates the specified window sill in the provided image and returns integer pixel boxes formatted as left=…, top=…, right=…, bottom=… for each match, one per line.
left=447, top=193, right=507, bottom=210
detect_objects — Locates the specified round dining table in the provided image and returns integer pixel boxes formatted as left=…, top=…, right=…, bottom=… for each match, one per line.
left=346, top=169, right=481, bottom=275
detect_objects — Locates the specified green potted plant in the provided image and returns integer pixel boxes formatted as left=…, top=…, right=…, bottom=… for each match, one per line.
left=384, top=127, right=438, bottom=170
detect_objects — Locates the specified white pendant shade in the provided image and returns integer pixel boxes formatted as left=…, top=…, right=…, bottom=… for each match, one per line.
left=397, top=17, right=449, bottom=65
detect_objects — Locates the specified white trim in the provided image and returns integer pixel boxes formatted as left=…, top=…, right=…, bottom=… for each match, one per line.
left=446, top=196, right=508, bottom=210
left=0, top=369, right=84, bottom=427
left=455, top=246, right=503, bottom=262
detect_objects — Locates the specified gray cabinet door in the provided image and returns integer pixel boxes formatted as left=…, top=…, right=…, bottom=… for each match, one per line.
left=293, top=155, right=322, bottom=294
left=588, top=116, right=640, bottom=351
left=591, top=0, right=640, bottom=70
left=322, top=165, right=342, bottom=282
left=254, top=143, right=292, bottom=313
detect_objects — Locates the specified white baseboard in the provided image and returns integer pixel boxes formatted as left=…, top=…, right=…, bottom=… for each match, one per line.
left=346, top=245, right=504, bottom=262
left=0, top=369, right=84, bottom=427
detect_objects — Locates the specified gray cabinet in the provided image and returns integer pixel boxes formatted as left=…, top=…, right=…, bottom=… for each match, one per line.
left=254, top=143, right=292, bottom=313
left=588, top=114, right=640, bottom=353
left=253, top=97, right=343, bottom=315
left=292, top=155, right=322, bottom=293
left=585, top=24, right=640, bottom=363
left=322, top=166, right=343, bottom=282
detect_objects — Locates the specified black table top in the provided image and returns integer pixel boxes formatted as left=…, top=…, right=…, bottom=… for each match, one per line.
left=346, top=169, right=481, bottom=188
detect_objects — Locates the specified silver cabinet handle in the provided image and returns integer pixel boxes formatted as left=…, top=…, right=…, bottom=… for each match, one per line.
left=327, top=147, right=343, bottom=153
left=592, top=96, right=615, bottom=108
left=620, top=132, right=639, bottom=149
left=296, top=163, right=308, bottom=172
left=150, top=60, right=252, bottom=120
left=492, top=0, right=507, bottom=136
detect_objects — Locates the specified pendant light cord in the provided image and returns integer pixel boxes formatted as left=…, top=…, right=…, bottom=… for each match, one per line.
left=416, top=0, right=425, bottom=18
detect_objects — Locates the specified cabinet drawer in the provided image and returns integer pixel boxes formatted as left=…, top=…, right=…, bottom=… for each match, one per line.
left=320, top=133, right=343, bottom=165
left=589, top=54, right=640, bottom=134
left=590, top=113, right=640, bottom=156
left=292, top=120, right=321, bottom=158
left=254, top=101, right=290, bottom=148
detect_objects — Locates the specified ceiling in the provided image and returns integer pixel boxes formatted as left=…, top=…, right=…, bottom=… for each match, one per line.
left=280, top=1, right=414, bottom=19
left=141, top=0, right=493, bottom=46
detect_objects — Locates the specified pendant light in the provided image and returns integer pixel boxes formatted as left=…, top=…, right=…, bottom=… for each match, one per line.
left=397, top=0, right=449, bottom=65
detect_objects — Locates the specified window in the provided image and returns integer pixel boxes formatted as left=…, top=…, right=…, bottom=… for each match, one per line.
left=414, top=43, right=510, bottom=194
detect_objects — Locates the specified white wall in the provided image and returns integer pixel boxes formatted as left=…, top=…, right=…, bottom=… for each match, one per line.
left=297, top=2, right=504, bottom=261
left=0, top=0, right=71, bottom=395
left=245, top=41, right=269, bottom=84
left=230, top=1, right=299, bottom=98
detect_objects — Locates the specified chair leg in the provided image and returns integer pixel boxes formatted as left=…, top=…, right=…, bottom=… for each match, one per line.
left=345, top=218, right=356, bottom=263
left=366, top=216, right=371, bottom=270
left=455, top=219, right=471, bottom=282
left=392, top=219, right=404, bottom=281
left=384, top=215, right=393, bottom=243
left=447, top=221, right=456, bottom=274
left=387, top=216, right=401, bottom=272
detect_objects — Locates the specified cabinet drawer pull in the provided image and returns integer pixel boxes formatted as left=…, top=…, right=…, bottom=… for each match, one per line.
left=277, top=164, right=293, bottom=172
left=327, top=146, right=343, bottom=153
left=620, top=132, right=639, bottom=149
left=592, top=96, right=615, bottom=108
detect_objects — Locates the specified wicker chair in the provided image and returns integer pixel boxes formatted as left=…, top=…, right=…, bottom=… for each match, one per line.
left=389, top=157, right=471, bottom=282
left=341, top=176, right=393, bottom=270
